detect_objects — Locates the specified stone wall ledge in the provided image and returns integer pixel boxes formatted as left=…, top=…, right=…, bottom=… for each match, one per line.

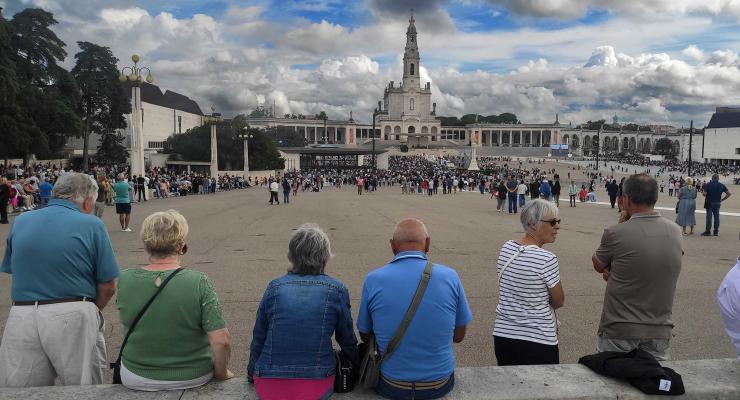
left=0, top=359, right=737, bottom=399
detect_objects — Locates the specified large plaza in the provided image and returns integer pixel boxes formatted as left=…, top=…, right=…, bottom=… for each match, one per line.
left=0, top=160, right=736, bottom=377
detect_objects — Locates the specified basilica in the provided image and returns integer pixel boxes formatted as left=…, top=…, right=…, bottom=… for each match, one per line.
left=376, top=13, right=441, bottom=147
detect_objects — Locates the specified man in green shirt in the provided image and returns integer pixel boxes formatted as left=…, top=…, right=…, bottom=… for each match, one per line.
left=113, top=173, right=132, bottom=232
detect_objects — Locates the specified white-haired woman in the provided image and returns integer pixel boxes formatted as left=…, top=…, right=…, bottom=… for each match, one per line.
left=116, top=210, right=233, bottom=391
left=675, top=177, right=697, bottom=234
left=493, top=199, right=565, bottom=365
left=248, top=223, right=359, bottom=400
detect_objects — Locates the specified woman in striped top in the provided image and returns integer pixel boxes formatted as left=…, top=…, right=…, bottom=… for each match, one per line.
left=493, top=199, right=565, bottom=365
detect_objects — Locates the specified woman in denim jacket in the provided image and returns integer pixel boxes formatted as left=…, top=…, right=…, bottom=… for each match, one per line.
left=247, top=223, right=359, bottom=399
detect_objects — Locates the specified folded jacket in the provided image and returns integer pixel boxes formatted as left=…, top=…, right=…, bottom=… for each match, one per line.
left=578, top=349, right=685, bottom=395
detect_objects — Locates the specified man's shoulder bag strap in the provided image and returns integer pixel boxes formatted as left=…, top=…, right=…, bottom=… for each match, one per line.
left=382, top=260, right=433, bottom=361
left=111, top=267, right=184, bottom=368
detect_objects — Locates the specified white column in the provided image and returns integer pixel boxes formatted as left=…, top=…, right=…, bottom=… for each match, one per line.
left=210, top=124, right=218, bottom=178
left=243, top=139, right=249, bottom=179
left=129, top=85, right=145, bottom=177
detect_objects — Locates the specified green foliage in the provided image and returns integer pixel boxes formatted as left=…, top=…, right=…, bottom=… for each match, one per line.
left=438, top=113, right=518, bottom=126
left=72, top=41, right=130, bottom=168
left=654, top=138, right=677, bottom=156
left=96, top=132, right=128, bottom=164
left=164, top=117, right=285, bottom=171
left=266, top=126, right=308, bottom=147
left=315, top=111, right=328, bottom=121
left=0, top=8, right=81, bottom=160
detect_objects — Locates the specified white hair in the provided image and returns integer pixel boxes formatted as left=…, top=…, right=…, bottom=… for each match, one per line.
left=288, top=223, right=332, bottom=275
left=520, top=199, right=559, bottom=231
left=52, top=172, right=98, bottom=205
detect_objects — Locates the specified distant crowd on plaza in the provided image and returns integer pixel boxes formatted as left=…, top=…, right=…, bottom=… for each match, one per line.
left=1, top=169, right=738, bottom=399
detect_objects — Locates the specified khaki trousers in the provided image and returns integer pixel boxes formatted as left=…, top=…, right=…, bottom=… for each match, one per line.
left=0, top=301, right=107, bottom=387
left=596, top=335, right=671, bottom=361
left=94, top=202, right=105, bottom=218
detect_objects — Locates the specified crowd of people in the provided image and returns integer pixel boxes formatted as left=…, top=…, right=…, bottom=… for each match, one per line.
left=0, top=154, right=739, bottom=399
left=1, top=172, right=737, bottom=399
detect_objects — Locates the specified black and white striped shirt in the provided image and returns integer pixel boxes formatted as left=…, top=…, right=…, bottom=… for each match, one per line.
left=493, top=240, right=560, bottom=345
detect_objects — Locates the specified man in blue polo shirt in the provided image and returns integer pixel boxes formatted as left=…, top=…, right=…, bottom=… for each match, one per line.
left=702, top=174, right=731, bottom=236
left=0, top=172, right=119, bottom=387
left=358, top=218, right=472, bottom=400
left=38, top=177, right=53, bottom=206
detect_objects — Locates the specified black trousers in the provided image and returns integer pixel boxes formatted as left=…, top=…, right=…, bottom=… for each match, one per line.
left=494, top=335, right=559, bottom=366
left=0, top=198, right=8, bottom=222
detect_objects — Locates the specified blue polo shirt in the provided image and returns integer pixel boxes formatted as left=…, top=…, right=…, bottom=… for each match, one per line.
left=1, top=199, right=120, bottom=301
left=357, top=251, right=472, bottom=382
left=704, top=181, right=728, bottom=205
left=39, top=182, right=53, bottom=198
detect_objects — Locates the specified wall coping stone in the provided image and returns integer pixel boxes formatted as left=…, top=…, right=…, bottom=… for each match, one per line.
left=0, top=359, right=737, bottom=399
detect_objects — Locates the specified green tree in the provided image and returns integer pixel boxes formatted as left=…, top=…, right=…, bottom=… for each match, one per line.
left=1, top=8, right=81, bottom=161
left=654, top=138, right=676, bottom=157
left=72, top=41, right=130, bottom=169
left=164, top=118, right=284, bottom=171
left=96, top=132, right=128, bottom=164
left=438, top=116, right=461, bottom=126
left=266, top=126, right=308, bottom=147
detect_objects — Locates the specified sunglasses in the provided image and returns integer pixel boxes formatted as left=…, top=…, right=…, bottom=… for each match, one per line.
left=540, top=219, right=562, bottom=227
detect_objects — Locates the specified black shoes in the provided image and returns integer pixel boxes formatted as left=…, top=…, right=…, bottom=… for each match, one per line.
left=700, top=232, right=718, bottom=236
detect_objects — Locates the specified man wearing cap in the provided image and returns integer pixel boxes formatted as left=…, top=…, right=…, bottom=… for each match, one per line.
left=0, top=172, right=119, bottom=387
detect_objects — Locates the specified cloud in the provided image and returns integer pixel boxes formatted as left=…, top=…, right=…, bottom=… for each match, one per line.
left=487, top=0, right=740, bottom=21
left=4, top=0, right=740, bottom=128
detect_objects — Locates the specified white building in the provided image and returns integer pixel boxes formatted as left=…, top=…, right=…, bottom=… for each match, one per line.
left=702, top=107, right=740, bottom=165
left=66, top=82, right=205, bottom=167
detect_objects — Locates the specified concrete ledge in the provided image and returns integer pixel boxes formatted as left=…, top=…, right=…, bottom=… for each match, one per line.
left=0, top=359, right=737, bottom=399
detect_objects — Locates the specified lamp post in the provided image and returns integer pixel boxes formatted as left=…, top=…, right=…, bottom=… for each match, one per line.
left=238, top=127, right=254, bottom=181
left=688, top=120, right=694, bottom=177
left=595, top=125, right=602, bottom=172
left=119, top=54, right=154, bottom=178
left=372, top=101, right=382, bottom=171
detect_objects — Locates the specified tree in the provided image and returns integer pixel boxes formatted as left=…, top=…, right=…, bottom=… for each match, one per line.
left=266, top=126, right=308, bottom=147
left=1, top=8, right=81, bottom=161
left=164, top=117, right=284, bottom=171
left=438, top=116, right=461, bottom=126
left=96, top=132, right=128, bottom=164
left=72, top=41, right=130, bottom=169
left=654, top=138, right=677, bottom=157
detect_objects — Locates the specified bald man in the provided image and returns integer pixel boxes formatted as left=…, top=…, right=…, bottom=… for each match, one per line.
left=357, top=218, right=472, bottom=399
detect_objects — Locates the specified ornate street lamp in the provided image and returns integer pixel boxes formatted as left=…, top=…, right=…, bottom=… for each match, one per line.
left=238, top=127, right=254, bottom=180
left=119, top=54, right=154, bottom=178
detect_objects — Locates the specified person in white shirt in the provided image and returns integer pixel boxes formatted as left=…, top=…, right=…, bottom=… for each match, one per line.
left=269, top=180, right=280, bottom=205
left=718, top=256, right=740, bottom=358
left=517, top=180, right=528, bottom=207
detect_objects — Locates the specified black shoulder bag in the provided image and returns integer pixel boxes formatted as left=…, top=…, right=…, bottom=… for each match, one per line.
left=111, top=267, right=184, bottom=384
left=358, top=260, right=433, bottom=389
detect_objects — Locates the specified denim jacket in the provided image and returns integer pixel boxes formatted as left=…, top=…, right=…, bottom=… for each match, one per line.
left=247, top=273, right=359, bottom=380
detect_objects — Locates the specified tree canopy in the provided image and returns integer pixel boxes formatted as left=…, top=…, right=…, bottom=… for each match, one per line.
left=438, top=113, right=518, bottom=126
left=0, top=8, right=82, bottom=161
left=72, top=41, right=130, bottom=168
left=164, top=116, right=285, bottom=171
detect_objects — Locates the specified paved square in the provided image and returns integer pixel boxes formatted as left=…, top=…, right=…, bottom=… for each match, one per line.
left=0, top=162, right=738, bottom=376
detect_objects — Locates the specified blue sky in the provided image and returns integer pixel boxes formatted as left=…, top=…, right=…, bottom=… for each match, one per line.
left=3, top=0, right=739, bottom=126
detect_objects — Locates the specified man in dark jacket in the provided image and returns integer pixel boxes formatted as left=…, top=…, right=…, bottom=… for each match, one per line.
left=606, top=179, right=619, bottom=208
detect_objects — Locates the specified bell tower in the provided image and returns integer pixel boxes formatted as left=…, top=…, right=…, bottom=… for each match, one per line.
left=402, top=10, right=420, bottom=89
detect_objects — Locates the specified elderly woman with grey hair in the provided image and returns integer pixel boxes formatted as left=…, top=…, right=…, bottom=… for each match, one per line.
left=493, top=198, right=565, bottom=366
left=248, top=223, right=359, bottom=400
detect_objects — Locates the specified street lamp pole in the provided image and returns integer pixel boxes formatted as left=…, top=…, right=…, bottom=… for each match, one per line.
left=596, top=125, right=602, bottom=172
left=119, top=54, right=154, bottom=178
left=688, top=120, right=694, bottom=177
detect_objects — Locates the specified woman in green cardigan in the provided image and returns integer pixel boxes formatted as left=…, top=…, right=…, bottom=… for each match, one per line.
left=117, top=209, right=233, bottom=391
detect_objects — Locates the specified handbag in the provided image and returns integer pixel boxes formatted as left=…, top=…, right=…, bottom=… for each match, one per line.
left=333, top=349, right=357, bottom=393
left=111, top=267, right=184, bottom=384
left=358, top=260, right=433, bottom=389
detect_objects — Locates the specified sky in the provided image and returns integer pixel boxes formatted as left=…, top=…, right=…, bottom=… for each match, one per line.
left=2, top=0, right=740, bottom=127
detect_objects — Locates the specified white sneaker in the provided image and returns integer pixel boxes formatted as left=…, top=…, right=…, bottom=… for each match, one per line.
left=124, top=228, right=132, bottom=232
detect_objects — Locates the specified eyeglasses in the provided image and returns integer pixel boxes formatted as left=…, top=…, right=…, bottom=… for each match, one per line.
left=540, top=219, right=562, bottom=227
